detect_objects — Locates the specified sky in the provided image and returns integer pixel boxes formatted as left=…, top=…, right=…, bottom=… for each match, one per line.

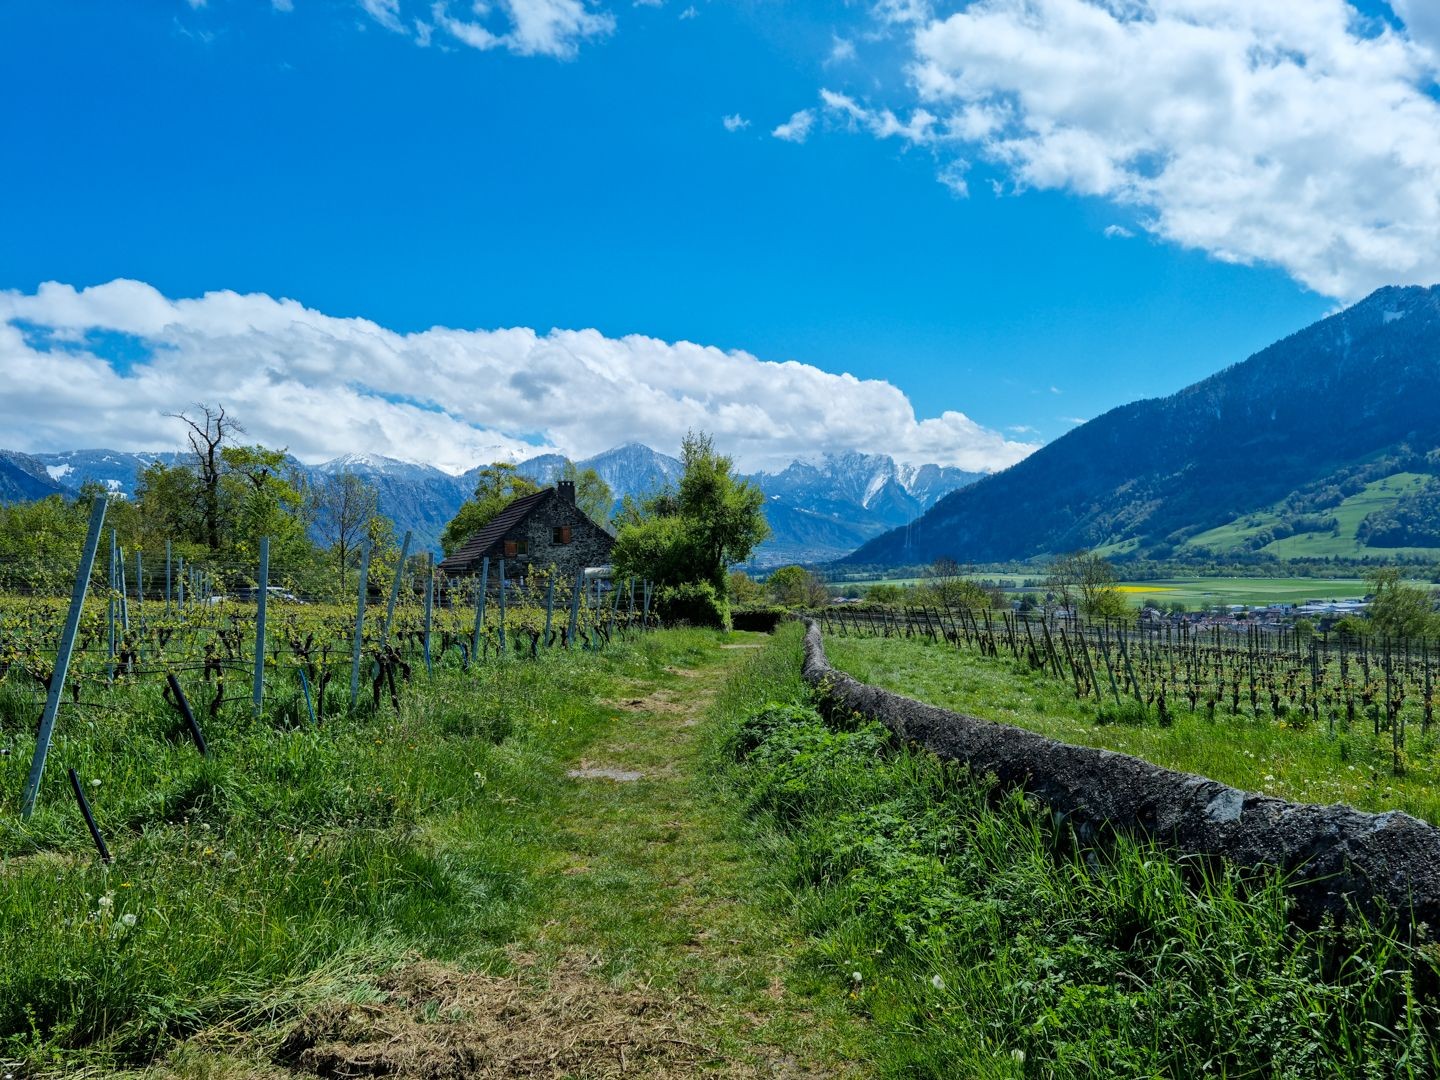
left=2, top=0, right=1438, bottom=473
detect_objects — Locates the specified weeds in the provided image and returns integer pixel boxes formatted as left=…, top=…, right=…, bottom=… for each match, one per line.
left=715, top=627, right=1440, bottom=1078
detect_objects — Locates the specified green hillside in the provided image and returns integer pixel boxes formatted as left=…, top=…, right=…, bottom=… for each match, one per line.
left=1184, top=472, right=1440, bottom=560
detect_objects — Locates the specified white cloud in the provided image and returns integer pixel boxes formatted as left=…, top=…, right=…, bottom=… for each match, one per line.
left=772, top=109, right=815, bottom=143
left=827, top=35, right=857, bottom=64
left=848, top=0, right=1440, bottom=300
left=678, top=5, right=697, bottom=18
left=273, top=0, right=295, bottom=11
left=1392, top=0, right=1440, bottom=56
left=430, top=0, right=614, bottom=58
left=0, top=280, right=1037, bottom=474
left=820, top=88, right=939, bottom=143
left=359, top=0, right=405, bottom=32
left=1103, top=224, right=1135, bottom=239
left=722, top=113, right=750, bottom=132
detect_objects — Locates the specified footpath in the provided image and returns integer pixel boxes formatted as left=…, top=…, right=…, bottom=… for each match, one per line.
left=245, top=634, right=868, bottom=1079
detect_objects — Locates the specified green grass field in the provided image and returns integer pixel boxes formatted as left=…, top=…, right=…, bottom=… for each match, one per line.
left=1, top=629, right=871, bottom=1076
left=834, top=573, right=1391, bottom=608
left=717, top=627, right=1440, bottom=1078
left=825, top=633, right=1440, bottom=825
left=1185, top=472, right=1440, bottom=559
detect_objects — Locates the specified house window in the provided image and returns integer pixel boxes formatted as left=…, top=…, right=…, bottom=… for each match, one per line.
left=503, top=540, right=518, bottom=557
left=553, top=525, right=573, bottom=545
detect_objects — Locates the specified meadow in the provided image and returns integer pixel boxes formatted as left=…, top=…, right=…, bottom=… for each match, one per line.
left=831, top=573, right=1389, bottom=608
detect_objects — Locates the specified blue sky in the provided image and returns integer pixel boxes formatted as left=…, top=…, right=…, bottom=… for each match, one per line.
left=1, top=0, right=1437, bottom=471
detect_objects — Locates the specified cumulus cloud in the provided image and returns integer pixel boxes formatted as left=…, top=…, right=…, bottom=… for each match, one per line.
left=844, top=0, right=1440, bottom=300
left=1392, top=0, right=1440, bottom=56
left=429, top=0, right=614, bottom=57
left=1103, top=224, right=1135, bottom=239
left=827, top=35, right=857, bottom=64
left=772, top=109, right=815, bottom=143
left=722, top=113, right=750, bottom=132
left=0, top=280, right=1037, bottom=474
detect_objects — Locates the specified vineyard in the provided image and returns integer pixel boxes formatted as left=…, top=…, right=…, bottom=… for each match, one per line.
left=1, top=498, right=653, bottom=848
left=818, top=603, right=1440, bottom=823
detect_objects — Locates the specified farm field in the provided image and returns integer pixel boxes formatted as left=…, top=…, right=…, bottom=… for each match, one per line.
left=832, top=573, right=1393, bottom=607
left=0, top=583, right=870, bottom=1074
left=825, top=632, right=1440, bottom=824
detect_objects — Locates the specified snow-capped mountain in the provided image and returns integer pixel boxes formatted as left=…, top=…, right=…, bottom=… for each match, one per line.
left=5, top=443, right=983, bottom=565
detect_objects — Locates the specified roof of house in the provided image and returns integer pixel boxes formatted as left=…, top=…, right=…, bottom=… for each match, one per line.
left=437, top=488, right=552, bottom=575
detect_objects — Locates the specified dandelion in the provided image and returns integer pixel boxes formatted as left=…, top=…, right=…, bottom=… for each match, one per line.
left=850, top=971, right=863, bottom=984
left=89, top=778, right=102, bottom=788
left=120, top=913, right=137, bottom=928
left=1264, top=774, right=1276, bottom=782
left=97, top=894, right=113, bottom=909
left=930, top=974, right=945, bottom=990
left=1011, top=1049, right=1026, bottom=1064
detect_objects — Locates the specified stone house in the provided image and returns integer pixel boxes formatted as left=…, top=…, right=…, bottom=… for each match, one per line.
left=437, top=480, right=614, bottom=581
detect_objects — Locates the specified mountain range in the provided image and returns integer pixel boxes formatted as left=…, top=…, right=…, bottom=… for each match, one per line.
left=845, top=284, right=1440, bottom=567
left=0, top=443, right=981, bottom=566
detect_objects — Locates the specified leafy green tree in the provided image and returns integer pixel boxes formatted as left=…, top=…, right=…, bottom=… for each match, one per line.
left=1365, top=567, right=1439, bottom=639
left=767, top=565, right=828, bottom=608
left=726, top=569, right=767, bottom=606
left=220, top=444, right=312, bottom=567
left=559, top=461, right=614, bottom=526
left=916, top=557, right=997, bottom=609
left=441, top=462, right=541, bottom=556
left=865, top=583, right=907, bottom=605
left=611, top=431, right=768, bottom=602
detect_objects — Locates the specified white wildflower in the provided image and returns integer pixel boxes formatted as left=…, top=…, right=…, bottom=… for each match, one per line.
left=89, top=778, right=102, bottom=788
left=96, top=894, right=113, bottom=909
left=120, top=913, right=137, bottom=928
left=930, top=974, right=945, bottom=990
left=850, top=971, right=863, bottom=984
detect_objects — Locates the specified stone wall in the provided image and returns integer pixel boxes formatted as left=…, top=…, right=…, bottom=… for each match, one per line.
left=802, top=620, right=1440, bottom=931
left=505, top=493, right=614, bottom=581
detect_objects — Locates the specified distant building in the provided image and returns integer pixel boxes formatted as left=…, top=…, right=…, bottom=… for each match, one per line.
left=437, top=480, right=614, bottom=581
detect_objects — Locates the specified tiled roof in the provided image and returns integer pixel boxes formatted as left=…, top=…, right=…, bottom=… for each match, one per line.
left=437, top=488, right=551, bottom=575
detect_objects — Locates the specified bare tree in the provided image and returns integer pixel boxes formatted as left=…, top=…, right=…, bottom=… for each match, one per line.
left=168, top=404, right=244, bottom=551
left=311, top=471, right=379, bottom=593
left=1045, top=550, right=1124, bottom=620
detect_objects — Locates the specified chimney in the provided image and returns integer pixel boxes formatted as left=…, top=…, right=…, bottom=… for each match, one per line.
left=557, top=480, right=576, bottom=505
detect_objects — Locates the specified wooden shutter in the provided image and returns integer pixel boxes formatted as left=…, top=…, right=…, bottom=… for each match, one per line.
left=562, top=526, right=572, bottom=544
left=504, top=540, right=517, bottom=557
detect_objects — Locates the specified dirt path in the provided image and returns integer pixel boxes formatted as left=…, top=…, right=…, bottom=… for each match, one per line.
left=263, top=638, right=866, bottom=1080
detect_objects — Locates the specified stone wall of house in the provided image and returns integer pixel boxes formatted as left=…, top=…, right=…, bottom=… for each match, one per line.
left=503, top=491, right=614, bottom=580
left=801, top=619, right=1440, bottom=931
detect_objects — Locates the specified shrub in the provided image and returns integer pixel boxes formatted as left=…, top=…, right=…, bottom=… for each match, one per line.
left=730, top=606, right=790, bottom=632
left=655, top=580, right=730, bottom=629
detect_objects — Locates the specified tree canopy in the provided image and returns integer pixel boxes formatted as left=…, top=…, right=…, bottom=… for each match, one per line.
left=440, top=462, right=541, bottom=556
left=610, top=432, right=769, bottom=621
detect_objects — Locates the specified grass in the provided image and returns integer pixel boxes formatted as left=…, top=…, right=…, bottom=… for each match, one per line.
left=1184, top=471, right=1440, bottom=560
left=833, top=573, right=1402, bottom=608
left=710, top=650, right=1440, bottom=1078
left=825, top=633, right=1440, bottom=825
left=0, top=627, right=868, bottom=1075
